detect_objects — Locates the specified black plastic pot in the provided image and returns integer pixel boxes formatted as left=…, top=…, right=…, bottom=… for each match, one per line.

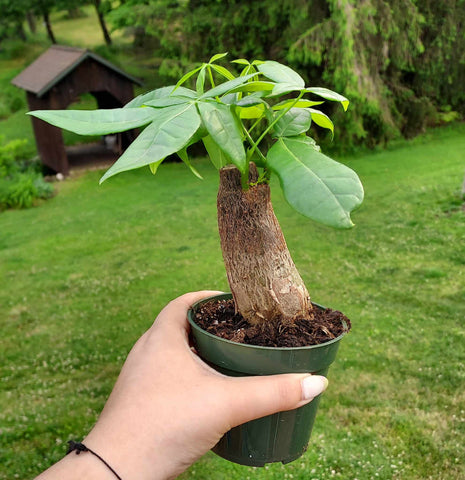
left=188, top=293, right=348, bottom=467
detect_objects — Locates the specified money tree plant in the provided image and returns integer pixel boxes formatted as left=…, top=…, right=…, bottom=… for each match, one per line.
left=29, top=54, right=364, bottom=328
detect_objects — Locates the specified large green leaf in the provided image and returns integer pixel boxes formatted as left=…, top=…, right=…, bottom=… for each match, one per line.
left=229, top=81, right=274, bottom=93
left=273, top=108, right=312, bottom=137
left=305, top=87, right=349, bottom=111
left=143, top=97, right=193, bottom=108
left=100, top=103, right=200, bottom=183
left=199, top=73, right=257, bottom=99
left=267, top=137, right=364, bottom=228
left=124, top=86, right=197, bottom=108
left=198, top=101, right=246, bottom=172
left=28, top=108, right=158, bottom=135
left=202, top=134, right=229, bottom=170
left=257, top=61, right=305, bottom=87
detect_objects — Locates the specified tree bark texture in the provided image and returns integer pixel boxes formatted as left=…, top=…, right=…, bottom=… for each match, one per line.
left=217, top=164, right=313, bottom=326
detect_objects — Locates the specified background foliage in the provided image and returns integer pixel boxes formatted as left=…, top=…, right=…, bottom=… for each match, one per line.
left=1, top=0, right=464, bottom=151
left=107, top=0, right=465, bottom=151
left=0, top=138, right=53, bottom=210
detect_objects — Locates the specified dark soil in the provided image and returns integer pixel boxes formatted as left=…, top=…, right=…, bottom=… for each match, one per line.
left=193, top=299, right=351, bottom=348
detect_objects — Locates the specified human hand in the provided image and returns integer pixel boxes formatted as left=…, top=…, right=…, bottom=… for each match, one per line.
left=36, top=291, right=328, bottom=480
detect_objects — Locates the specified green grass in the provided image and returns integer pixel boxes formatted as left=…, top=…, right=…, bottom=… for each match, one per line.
left=1, top=123, right=464, bottom=479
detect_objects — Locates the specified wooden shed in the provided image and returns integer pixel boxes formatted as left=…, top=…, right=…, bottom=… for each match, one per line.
left=12, top=45, right=142, bottom=175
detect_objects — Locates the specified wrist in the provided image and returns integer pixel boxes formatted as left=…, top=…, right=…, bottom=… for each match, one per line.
left=35, top=448, right=116, bottom=480
left=84, top=419, right=178, bottom=480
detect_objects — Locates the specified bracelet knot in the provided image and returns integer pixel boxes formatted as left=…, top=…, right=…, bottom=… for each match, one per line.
left=67, top=441, right=89, bottom=455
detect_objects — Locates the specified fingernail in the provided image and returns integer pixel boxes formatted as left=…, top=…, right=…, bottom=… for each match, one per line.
left=301, top=375, right=328, bottom=400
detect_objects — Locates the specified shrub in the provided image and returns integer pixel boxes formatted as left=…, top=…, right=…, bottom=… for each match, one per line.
left=0, top=138, right=54, bottom=210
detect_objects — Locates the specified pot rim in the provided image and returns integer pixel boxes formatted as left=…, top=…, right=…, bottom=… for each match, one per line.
left=188, top=293, right=349, bottom=352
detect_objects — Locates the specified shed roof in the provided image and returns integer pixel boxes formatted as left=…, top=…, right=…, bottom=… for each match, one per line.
left=12, top=45, right=141, bottom=97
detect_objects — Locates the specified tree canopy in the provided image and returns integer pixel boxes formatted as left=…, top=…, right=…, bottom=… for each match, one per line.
left=108, top=0, right=464, bottom=150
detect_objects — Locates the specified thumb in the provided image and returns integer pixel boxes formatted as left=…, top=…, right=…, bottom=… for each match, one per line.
left=225, top=374, right=328, bottom=427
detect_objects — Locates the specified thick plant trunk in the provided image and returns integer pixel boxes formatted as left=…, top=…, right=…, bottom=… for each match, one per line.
left=217, top=164, right=313, bottom=326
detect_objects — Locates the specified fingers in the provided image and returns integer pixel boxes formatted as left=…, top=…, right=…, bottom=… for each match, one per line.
left=224, top=374, right=328, bottom=427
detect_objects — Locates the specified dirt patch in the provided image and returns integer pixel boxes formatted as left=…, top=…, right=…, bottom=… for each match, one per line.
left=193, top=299, right=351, bottom=348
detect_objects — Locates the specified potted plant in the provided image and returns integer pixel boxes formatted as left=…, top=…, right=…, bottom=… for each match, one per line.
left=29, top=53, right=363, bottom=467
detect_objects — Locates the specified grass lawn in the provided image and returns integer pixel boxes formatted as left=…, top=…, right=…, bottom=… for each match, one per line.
left=1, top=124, right=465, bottom=479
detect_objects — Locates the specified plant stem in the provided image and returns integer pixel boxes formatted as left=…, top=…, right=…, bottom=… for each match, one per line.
left=242, top=125, right=267, bottom=166
left=207, top=66, right=216, bottom=88
left=248, top=91, right=305, bottom=159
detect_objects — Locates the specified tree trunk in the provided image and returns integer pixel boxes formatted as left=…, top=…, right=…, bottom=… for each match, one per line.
left=217, top=164, right=313, bottom=326
left=15, top=22, right=27, bottom=41
left=43, top=12, right=56, bottom=44
left=94, top=0, right=112, bottom=46
left=26, top=12, right=36, bottom=34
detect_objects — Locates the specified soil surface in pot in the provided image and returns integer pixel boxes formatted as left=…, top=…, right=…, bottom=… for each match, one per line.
left=194, top=299, right=351, bottom=347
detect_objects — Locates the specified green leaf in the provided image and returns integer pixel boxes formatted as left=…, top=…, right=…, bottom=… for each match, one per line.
left=199, top=73, right=257, bottom=99
left=196, top=66, right=206, bottom=95
left=273, top=99, right=324, bottom=110
left=100, top=103, right=201, bottom=183
left=267, top=136, right=364, bottom=228
left=257, top=61, right=305, bottom=87
left=269, top=83, right=305, bottom=97
left=234, top=96, right=265, bottom=107
left=143, top=97, right=192, bottom=108
left=231, top=58, right=250, bottom=65
left=220, top=93, right=239, bottom=104
left=306, top=87, right=349, bottom=111
left=149, top=159, right=164, bottom=175
left=178, top=148, right=203, bottom=179
left=174, top=66, right=203, bottom=90
left=202, top=134, right=229, bottom=170
left=186, top=124, right=208, bottom=147
left=229, top=81, right=275, bottom=93
left=211, top=64, right=235, bottom=80
left=198, top=101, right=246, bottom=172
left=209, top=52, right=228, bottom=63
left=124, top=86, right=197, bottom=108
left=273, top=108, right=312, bottom=137
left=238, top=104, right=266, bottom=119
left=309, top=109, right=334, bottom=134
left=28, top=108, right=158, bottom=135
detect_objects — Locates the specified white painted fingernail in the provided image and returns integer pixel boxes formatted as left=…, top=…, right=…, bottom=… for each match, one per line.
left=301, top=375, right=328, bottom=400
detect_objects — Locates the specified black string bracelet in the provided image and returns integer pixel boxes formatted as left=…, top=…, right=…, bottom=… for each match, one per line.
left=67, top=440, right=122, bottom=480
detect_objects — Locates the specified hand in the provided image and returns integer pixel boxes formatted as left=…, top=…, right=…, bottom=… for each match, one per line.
left=36, top=291, right=328, bottom=480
